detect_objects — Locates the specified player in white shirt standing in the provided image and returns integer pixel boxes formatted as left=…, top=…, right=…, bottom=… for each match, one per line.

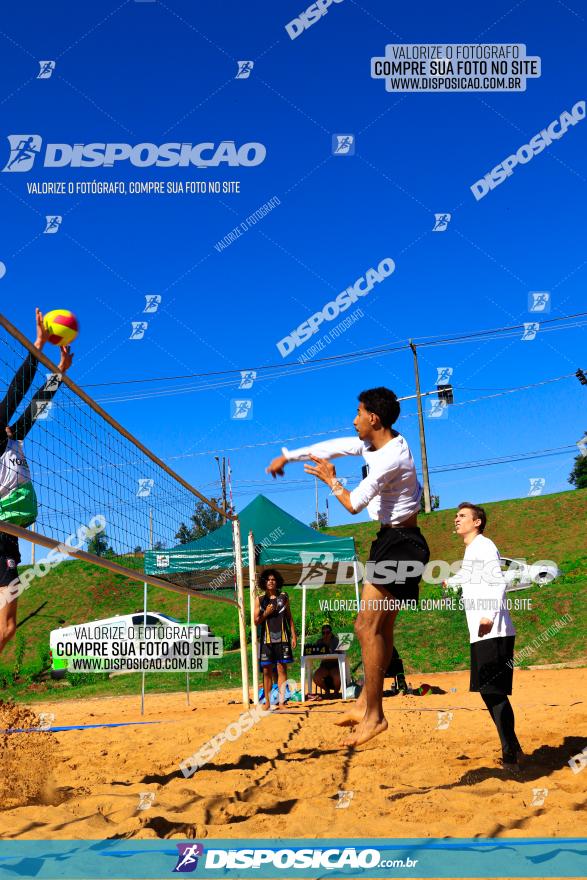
left=267, top=387, right=430, bottom=747
left=447, top=502, right=523, bottom=770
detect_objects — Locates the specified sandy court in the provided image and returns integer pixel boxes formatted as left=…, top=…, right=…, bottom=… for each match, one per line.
left=0, top=668, right=585, bottom=842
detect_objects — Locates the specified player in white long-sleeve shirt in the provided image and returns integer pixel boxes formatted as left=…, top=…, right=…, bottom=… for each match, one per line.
left=267, top=387, right=430, bottom=747
left=446, top=502, right=522, bottom=769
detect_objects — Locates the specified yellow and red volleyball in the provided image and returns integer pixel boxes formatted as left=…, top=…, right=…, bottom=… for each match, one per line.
left=43, top=309, right=79, bottom=346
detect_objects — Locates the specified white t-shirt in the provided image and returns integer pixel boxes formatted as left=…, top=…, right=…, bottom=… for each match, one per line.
left=446, top=533, right=516, bottom=645
left=282, top=434, right=422, bottom=525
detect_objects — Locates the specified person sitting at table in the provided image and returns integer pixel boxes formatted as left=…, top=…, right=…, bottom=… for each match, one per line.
left=311, top=624, right=342, bottom=698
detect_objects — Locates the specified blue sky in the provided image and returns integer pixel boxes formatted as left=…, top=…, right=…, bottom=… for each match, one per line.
left=1, top=0, right=586, bottom=537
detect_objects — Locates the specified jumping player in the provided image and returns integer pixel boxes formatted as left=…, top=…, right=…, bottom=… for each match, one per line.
left=0, top=309, right=73, bottom=654
left=267, top=387, right=429, bottom=746
left=446, top=503, right=522, bottom=770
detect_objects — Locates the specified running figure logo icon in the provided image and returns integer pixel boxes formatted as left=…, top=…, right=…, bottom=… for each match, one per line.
left=435, top=366, right=453, bottom=385
left=37, top=60, right=56, bottom=79
left=236, top=61, right=254, bottom=79
left=332, top=134, right=355, bottom=155
left=44, top=215, right=62, bottom=234
left=144, top=294, right=162, bottom=313
left=528, top=477, right=545, bottom=497
left=3, top=135, right=42, bottom=172
left=173, top=843, right=204, bottom=873
left=521, top=322, right=539, bottom=341
left=432, top=213, right=451, bottom=231
left=137, top=478, right=154, bottom=498
left=231, top=399, right=253, bottom=419
left=528, top=291, right=551, bottom=313
left=297, top=552, right=334, bottom=588
left=130, top=321, right=148, bottom=340
left=239, top=370, right=256, bottom=389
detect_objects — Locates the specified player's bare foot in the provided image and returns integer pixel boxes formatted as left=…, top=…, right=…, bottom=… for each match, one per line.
left=334, top=705, right=365, bottom=727
left=342, top=716, right=388, bottom=747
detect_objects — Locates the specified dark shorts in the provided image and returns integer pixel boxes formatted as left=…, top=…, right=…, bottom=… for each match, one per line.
left=367, top=526, right=430, bottom=603
left=470, top=635, right=515, bottom=695
left=260, top=641, right=293, bottom=667
left=0, top=555, right=19, bottom=588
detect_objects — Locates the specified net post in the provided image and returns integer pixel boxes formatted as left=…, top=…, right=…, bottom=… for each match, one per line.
left=247, top=530, right=259, bottom=705
left=232, top=518, right=250, bottom=708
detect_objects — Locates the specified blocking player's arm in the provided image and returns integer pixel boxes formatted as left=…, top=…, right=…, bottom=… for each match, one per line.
left=0, top=352, right=39, bottom=439
left=10, top=346, right=73, bottom=442
left=266, top=437, right=364, bottom=478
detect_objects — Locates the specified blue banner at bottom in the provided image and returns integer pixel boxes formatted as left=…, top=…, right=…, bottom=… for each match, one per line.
left=0, top=838, right=584, bottom=879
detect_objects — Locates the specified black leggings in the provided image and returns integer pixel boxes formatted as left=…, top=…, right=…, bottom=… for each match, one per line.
left=481, top=693, right=521, bottom=763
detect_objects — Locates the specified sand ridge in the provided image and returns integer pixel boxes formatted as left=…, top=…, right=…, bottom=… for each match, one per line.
left=0, top=668, right=585, bottom=841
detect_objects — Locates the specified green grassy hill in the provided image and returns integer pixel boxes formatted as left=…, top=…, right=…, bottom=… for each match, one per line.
left=2, top=489, right=585, bottom=703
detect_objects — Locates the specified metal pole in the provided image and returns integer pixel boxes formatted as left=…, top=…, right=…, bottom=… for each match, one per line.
left=247, top=531, right=259, bottom=705
left=141, top=509, right=153, bottom=716
left=30, top=523, right=36, bottom=566
left=409, top=339, right=431, bottom=514
left=186, top=593, right=191, bottom=706
left=301, top=585, right=307, bottom=703
left=0, top=521, right=237, bottom=606
left=232, top=518, right=250, bottom=708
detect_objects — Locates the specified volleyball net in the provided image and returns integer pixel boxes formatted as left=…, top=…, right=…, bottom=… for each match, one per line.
left=0, top=312, right=239, bottom=606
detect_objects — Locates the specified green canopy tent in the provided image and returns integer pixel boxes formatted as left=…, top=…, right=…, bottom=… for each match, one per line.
left=144, top=494, right=361, bottom=701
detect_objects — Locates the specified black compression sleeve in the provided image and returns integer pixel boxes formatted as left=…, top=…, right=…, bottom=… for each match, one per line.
left=0, top=351, right=38, bottom=430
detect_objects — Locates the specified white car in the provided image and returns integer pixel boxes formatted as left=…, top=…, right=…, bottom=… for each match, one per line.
left=501, top=557, right=561, bottom=591
left=50, top=611, right=212, bottom=678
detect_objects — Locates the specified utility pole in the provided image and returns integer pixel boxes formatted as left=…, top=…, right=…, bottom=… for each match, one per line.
left=215, top=456, right=229, bottom=521
left=409, top=339, right=432, bottom=514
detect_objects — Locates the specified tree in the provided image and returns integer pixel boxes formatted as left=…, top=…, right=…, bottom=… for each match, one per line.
left=310, top=511, right=328, bottom=530
left=152, top=540, right=165, bottom=551
left=87, top=529, right=111, bottom=556
left=420, top=493, right=440, bottom=513
left=569, top=443, right=587, bottom=489
left=176, top=497, right=225, bottom=544
left=134, top=545, right=142, bottom=554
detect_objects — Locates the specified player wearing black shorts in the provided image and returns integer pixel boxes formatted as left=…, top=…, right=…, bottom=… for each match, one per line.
left=267, top=387, right=429, bottom=746
left=254, top=569, right=297, bottom=708
left=0, top=309, right=72, bottom=654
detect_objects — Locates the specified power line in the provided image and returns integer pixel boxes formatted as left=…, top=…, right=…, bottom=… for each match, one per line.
left=80, top=311, right=587, bottom=392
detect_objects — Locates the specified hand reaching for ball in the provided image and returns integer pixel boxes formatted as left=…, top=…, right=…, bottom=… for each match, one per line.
left=58, top=345, right=74, bottom=374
